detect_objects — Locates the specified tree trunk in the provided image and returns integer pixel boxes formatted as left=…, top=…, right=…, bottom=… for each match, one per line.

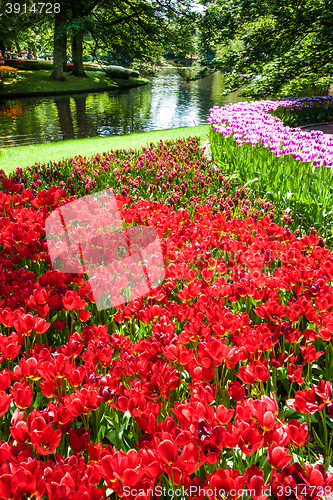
left=15, top=42, right=21, bottom=57
left=31, top=43, right=37, bottom=58
left=0, top=41, right=5, bottom=59
left=71, top=31, right=87, bottom=77
left=51, top=11, right=66, bottom=81
left=63, top=31, right=68, bottom=72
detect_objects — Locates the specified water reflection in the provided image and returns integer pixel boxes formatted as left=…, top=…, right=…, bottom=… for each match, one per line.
left=0, top=68, right=242, bottom=147
left=54, top=97, right=75, bottom=139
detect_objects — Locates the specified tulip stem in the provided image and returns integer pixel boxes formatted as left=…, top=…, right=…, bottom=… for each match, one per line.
left=214, top=366, right=221, bottom=405
left=328, top=428, right=333, bottom=464
left=319, top=408, right=328, bottom=462
left=265, top=469, right=272, bottom=485
left=299, top=445, right=305, bottom=469
left=287, top=381, right=293, bottom=400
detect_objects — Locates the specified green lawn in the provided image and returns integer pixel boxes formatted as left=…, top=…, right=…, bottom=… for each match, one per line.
left=0, top=70, right=148, bottom=97
left=0, top=125, right=210, bottom=174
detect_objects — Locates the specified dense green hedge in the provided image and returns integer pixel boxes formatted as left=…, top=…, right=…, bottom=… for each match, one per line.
left=105, top=65, right=140, bottom=79
left=4, top=60, right=42, bottom=70
left=3, top=60, right=140, bottom=78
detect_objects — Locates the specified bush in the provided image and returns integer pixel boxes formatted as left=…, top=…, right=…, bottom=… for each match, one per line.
left=82, top=65, right=105, bottom=72
left=37, top=61, right=53, bottom=70
left=67, top=63, right=107, bottom=73
left=131, top=61, right=156, bottom=76
left=105, top=65, right=139, bottom=79
left=4, top=59, right=40, bottom=70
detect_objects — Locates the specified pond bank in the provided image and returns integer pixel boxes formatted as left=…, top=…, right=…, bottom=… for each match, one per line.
left=0, top=70, right=149, bottom=99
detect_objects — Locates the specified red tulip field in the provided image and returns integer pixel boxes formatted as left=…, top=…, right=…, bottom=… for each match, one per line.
left=0, top=136, right=332, bottom=500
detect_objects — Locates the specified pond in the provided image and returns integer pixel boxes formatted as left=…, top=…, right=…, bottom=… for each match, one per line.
left=0, top=68, right=242, bottom=148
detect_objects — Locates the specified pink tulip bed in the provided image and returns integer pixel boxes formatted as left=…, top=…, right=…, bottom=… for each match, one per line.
left=0, top=135, right=333, bottom=499
left=209, top=96, right=333, bottom=242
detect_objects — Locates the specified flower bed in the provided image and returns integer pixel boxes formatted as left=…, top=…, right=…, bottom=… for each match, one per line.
left=0, top=66, right=18, bottom=79
left=7, top=137, right=275, bottom=221
left=3, top=58, right=40, bottom=70
left=0, top=138, right=333, bottom=498
left=208, top=97, right=333, bottom=241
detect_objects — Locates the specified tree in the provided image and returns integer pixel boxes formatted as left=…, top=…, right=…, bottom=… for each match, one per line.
left=200, top=0, right=333, bottom=98
left=51, top=10, right=68, bottom=80
left=70, top=0, right=199, bottom=71
left=0, top=0, right=201, bottom=81
left=197, top=8, right=218, bottom=60
left=0, top=0, right=48, bottom=57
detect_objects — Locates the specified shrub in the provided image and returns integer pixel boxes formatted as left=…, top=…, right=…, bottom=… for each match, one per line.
left=105, top=65, right=140, bottom=79
left=4, top=59, right=40, bottom=70
left=37, top=61, right=54, bottom=70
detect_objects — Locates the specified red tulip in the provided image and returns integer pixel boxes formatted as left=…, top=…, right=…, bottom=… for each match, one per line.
left=78, top=309, right=91, bottom=321
left=100, top=449, right=144, bottom=491
left=237, top=423, right=264, bottom=455
left=227, top=381, right=246, bottom=401
left=34, top=317, right=51, bottom=335
left=40, top=379, right=55, bottom=398
left=204, top=468, right=246, bottom=500
left=88, top=440, right=103, bottom=462
left=10, top=380, right=33, bottom=409
left=0, top=368, right=11, bottom=391
left=30, top=415, right=62, bottom=455
left=156, top=439, right=178, bottom=465
left=267, top=443, right=293, bottom=469
left=0, top=392, right=12, bottom=417
left=54, top=319, right=65, bottom=331
left=287, top=419, right=309, bottom=447
left=216, top=404, right=235, bottom=425
left=69, top=427, right=91, bottom=453
left=13, top=313, right=36, bottom=336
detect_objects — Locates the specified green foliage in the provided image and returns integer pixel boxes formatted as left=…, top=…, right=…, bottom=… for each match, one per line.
left=269, top=100, right=333, bottom=127
left=0, top=0, right=54, bottom=56
left=3, top=60, right=55, bottom=71
left=4, top=60, right=41, bottom=70
left=130, top=61, right=157, bottom=77
left=104, top=66, right=139, bottom=79
left=82, top=0, right=199, bottom=66
left=1, top=0, right=201, bottom=79
left=200, top=0, right=333, bottom=98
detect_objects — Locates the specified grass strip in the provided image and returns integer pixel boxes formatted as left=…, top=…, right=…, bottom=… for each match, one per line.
left=0, top=124, right=210, bottom=174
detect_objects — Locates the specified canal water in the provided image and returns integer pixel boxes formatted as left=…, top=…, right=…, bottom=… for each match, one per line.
left=0, top=68, right=242, bottom=148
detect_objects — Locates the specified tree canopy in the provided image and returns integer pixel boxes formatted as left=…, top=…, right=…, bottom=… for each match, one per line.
left=0, top=0, right=201, bottom=80
left=200, top=0, right=333, bottom=98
